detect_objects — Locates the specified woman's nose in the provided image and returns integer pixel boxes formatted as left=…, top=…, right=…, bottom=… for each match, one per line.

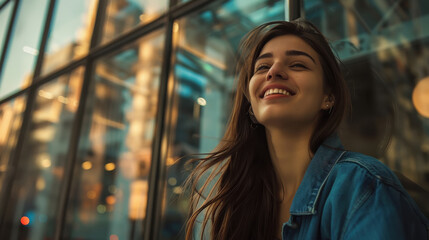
left=266, top=63, right=287, bottom=81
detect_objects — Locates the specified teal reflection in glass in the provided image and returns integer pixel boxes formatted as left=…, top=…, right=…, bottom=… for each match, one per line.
left=40, top=0, right=99, bottom=75
left=303, top=0, right=429, bottom=217
left=159, top=0, right=285, bottom=239
left=0, top=0, right=50, bottom=99
left=64, top=30, right=165, bottom=240
left=1, top=67, right=84, bottom=240
left=101, top=0, right=168, bottom=44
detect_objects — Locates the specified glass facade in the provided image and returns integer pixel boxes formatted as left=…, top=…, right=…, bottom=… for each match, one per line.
left=64, top=29, right=165, bottom=240
left=1, top=67, right=84, bottom=239
left=0, top=0, right=50, bottom=98
left=0, top=0, right=428, bottom=240
left=40, top=0, right=99, bottom=75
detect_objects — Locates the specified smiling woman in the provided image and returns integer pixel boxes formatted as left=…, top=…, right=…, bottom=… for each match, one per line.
left=185, top=20, right=429, bottom=240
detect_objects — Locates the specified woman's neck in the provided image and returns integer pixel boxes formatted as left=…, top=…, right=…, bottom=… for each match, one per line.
left=265, top=126, right=314, bottom=198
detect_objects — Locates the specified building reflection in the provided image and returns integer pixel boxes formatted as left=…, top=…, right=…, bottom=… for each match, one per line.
left=1, top=0, right=429, bottom=239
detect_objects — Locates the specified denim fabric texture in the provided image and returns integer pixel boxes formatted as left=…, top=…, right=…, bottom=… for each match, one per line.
left=193, top=135, right=429, bottom=239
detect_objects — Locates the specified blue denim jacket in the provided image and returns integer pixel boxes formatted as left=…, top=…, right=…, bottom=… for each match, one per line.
left=194, top=136, right=429, bottom=239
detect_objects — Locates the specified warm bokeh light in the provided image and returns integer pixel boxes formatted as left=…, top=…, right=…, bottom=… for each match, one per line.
left=412, top=76, right=429, bottom=118
left=110, top=234, right=119, bottom=240
left=20, top=216, right=30, bottom=226
left=129, top=180, right=148, bottom=220
left=106, top=195, right=116, bottom=205
left=82, top=161, right=92, bottom=170
left=38, top=156, right=52, bottom=169
left=173, top=22, right=179, bottom=33
left=105, top=163, right=116, bottom=171
left=87, top=190, right=97, bottom=199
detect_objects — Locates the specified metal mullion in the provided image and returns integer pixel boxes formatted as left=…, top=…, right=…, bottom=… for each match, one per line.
left=169, top=0, right=178, bottom=8
left=90, top=14, right=167, bottom=60
left=0, top=0, right=20, bottom=87
left=169, top=0, right=213, bottom=20
left=53, top=0, right=108, bottom=239
left=31, top=0, right=57, bottom=80
left=88, top=0, right=107, bottom=49
left=142, top=16, right=174, bottom=240
left=0, top=87, right=28, bottom=105
left=0, top=0, right=11, bottom=11
left=0, top=55, right=86, bottom=106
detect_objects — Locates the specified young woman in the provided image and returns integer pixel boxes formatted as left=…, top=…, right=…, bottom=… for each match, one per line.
left=185, top=20, right=429, bottom=240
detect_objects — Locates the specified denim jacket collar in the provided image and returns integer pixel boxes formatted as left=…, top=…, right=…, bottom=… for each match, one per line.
left=289, top=135, right=347, bottom=215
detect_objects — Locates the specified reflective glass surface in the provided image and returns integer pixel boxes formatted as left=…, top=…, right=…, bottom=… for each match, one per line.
left=0, top=1, right=13, bottom=58
left=64, top=30, right=165, bottom=240
left=1, top=67, right=84, bottom=239
left=101, top=0, right=168, bottom=44
left=0, top=95, right=26, bottom=194
left=159, top=0, right=285, bottom=239
left=0, top=0, right=50, bottom=99
left=304, top=0, right=429, bottom=216
left=40, top=0, right=99, bottom=75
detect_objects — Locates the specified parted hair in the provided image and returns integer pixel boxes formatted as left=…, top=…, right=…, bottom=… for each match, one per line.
left=185, top=19, right=351, bottom=240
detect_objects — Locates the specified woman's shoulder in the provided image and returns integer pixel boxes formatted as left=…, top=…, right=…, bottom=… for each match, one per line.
left=334, top=151, right=402, bottom=189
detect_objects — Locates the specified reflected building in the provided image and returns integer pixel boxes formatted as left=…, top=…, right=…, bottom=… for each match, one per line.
left=0, top=0, right=428, bottom=240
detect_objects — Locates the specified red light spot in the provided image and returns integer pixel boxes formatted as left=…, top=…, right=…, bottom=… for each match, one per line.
left=109, top=235, right=119, bottom=240
left=21, top=216, right=30, bottom=226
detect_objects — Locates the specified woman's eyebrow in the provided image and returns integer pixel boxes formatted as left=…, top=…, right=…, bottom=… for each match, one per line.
left=255, top=52, right=272, bottom=62
left=285, top=50, right=315, bottom=63
left=255, top=50, right=316, bottom=64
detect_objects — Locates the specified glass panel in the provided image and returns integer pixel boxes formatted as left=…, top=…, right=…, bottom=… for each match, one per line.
left=0, top=1, right=13, bottom=58
left=40, top=0, right=99, bottom=75
left=0, top=0, right=50, bottom=99
left=303, top=0, right=429, bottom=217
left=159, top=0, right=285, bottom=239
left=64, top=29, right=165, bottom=240
left=0, top=95, right=26, bottom=193
left=101, top=0, right=168, bottom=44
left=1, top=67, right=84, bottom=240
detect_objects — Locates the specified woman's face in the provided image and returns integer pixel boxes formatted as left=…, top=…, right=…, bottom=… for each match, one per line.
left=248, top=34, right=330, bottom=130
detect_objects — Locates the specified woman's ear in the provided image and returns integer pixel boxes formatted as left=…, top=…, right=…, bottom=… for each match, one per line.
left=321, top=94, right=335, bottom=110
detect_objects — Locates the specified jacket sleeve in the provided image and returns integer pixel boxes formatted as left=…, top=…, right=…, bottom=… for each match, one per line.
left=341, top=179, right=429, bottom=240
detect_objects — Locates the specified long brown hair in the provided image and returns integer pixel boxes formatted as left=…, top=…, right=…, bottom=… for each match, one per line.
left=185, top=20, right=351, bottom=240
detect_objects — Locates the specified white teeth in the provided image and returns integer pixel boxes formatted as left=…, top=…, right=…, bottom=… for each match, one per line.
left=264, top=88, right=292, bottom=97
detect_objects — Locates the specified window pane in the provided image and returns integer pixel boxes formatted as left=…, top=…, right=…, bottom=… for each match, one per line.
left=0, top=95, right=26, bottom=194
left=101, top=0, right=168, bottom=44
left=304, top=0, right=429, bottom=216
left=159, top=0, right=285, bottom=239
left=1, top=67, right=84, bottom=239
left=0, top=1, right=14, bottom=58
left=0, top=0, right=50, bottom=99
left=40, top=0, right=99, bottom=75
left=64, top=30, right=165, bottom=240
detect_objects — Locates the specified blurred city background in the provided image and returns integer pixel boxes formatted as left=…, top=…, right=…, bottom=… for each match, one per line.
left=0, top=0, right=428, bottom=239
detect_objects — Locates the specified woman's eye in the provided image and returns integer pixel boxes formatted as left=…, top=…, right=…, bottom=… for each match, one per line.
left=290, top=63, right=307, bottom=69
left=255, top=65, right=270, bottom=72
